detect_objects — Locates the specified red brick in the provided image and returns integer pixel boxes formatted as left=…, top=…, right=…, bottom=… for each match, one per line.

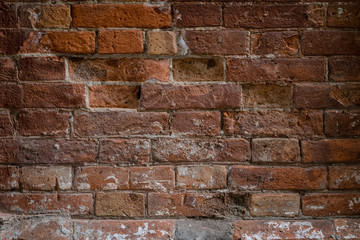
left=19, top=5, right=70, bottom=28
left=148, top=193, right=228, bottom=217
left=99, top=139, right=150, bottom=165
left=329, top=57, right=360, bottom=82
left=250, top=193, right=300, bottom=217
left=230, top=166, right=326, bottom=190
left=173, top=3, right=222, bottom=27
left=146, top=31, right=177, bottom=55
left=0, top=139, right=19, bottom=164
left=141, top=84, right=241, bottom=110
left=72, top=4, right=171, bottom=28
left=172, top=58, right=224, bottom=82
left=334, top=219, right=360, bottom=240
left=302, top=139, right=360, bottom=163
left=0, top=166, right=19, bottom=190
left=242, top=85, right=292, bottom=108
left=0, top=193, right=93, bottom=215
left=177, top=165, right=227, bottom=190
left=69, top=58, right=169, bottom=82
left=0, top=58, right=16, bottom=81
left=130, top=166, right=175, bottom=191
left=183, top=30, right=247, bottom=55
left=302, top=193, right=360, bottom=216
left=98, top=30, right=143, bottom=54
left=328, top=4, right=360, bottom=28
left=0, top=30, right=31, bottom=54
left=171, top=111, right=220, bottom=136
left=233, top=220, right=335, bottom=240
left=227, top=58, right=326, bottom=83
left=0, top=83, right=23, bottom=108
left=74, top=111, right=169, bottom=136
left=17, top=110, right=69, bottom=136
left=19, top=57, right=65, bottom=81
left=251, top=31, right=299, bottom=56
left=0, top=111, right=13, bottom=136
left=88, top=85, right=140, bottom=108
left=295, top=84, right=360, bottom=109
left=73, top=220, right=175, bottom=240
left=20, top=166, right=72, bottom=191
left=152, top=138, right=250, bottom=163
left=74, top=166, right=129, bottom=190
left=329, top=166, right=360, bottom=189
left=19, top=139, right=97, bottom=164
left=96, top=192, right=145, bottom=217
left=325, top=111, right=360, bottom=136
left=224, top=110, right=323, bottom=137
left=225, top=4, right=325, bottom=28
left=302, top=30, right=360, bottom=55
left=0, top=4, right=17, bottom=28
left=252, top=138, right=300, bottom=163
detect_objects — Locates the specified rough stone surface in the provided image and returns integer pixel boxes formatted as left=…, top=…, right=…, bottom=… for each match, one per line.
left=175, top=220, right=232, bottom=240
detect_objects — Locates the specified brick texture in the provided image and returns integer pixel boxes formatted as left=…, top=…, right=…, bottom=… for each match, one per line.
left=0, top=0, right=359, bottom=238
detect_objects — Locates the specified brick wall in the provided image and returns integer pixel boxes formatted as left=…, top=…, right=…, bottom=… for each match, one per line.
left=0, top=0, right=359, bottom=239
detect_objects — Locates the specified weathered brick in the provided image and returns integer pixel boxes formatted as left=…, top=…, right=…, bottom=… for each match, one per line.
left=172, top=58, right=224, bottom=82
left=230, top=166, right=326, bottom=190
left=334, top=219, right=360, bottom=240
left=130, top=166, right=175, bottom=191
left=329, top=57, right=360, bottom=82
left=173, top=3, right=222, bottom=27
left=0, top=58, right=16, bottom=81
left=74, top=166, right=129, bottom=190
left=302, top=30, right=360, bottom=55
left=0, top=83, right=23, bottom=108
left=302, top=139, right=360, bottom=163
left=175, top=220, right=232, bottom=240
left=251, top=31, right=299, bottom=56
left=73, top=220, right=175, bottom=240
left=0, top=193, right=93, bottom=215
left=96, top=192, right=145, bottom=217
left=72, top=4, right=171, bottom=28
left=252, top=138, right=300, bottom=163
left=294, top=84, right=360, bottom=109
left=99, top=139, right=150, bottom=165
left=19, top=57, right=65, bottom=81
left=74, top=111, right=169, bottom=136
left=69, top=58, right=169, bottom=82
left=224, top=110, right=323, bottom=137
left=19, top=139, right=97, bottom=164
left=325, top=111, right=360, bottom=136
left=0, top=30, right=31, bottom=54
left=171, top=111, right=220, bottom=136
left=227, top=58, right=326, bottom=83
left=88, top=85, right=140, bottom=108
left=20, top=166, right=72, bottom=191
left=329, top=166, right=360, bottom=189
left=152, top=138, right=250, bottom=162
left=250, top=193, right=300, bottom=217
left=302, top=193, right=360, bottom=216
left=0, top=111, right=13, bottom=136
left=242, top=84, right=292, bottom=108
left=225, top=4, right=325, bottom=28
left=141, top=84, right=241, bottom=110
left=0, top=139, right=19, bottom=164
left=17, top=110, right=69, bottom=136
left=98, top=30, right=143, bottom=54
left=19, top=5, right=70, bottom=28
left=177, top=165, right=227, bottom=190
left=233, top=220, right=335, bottom=240
left=23, top=83, right=85, bottom=108
left=328, top=4, right=360, bottom=28
left=0, top=4, right=17, bottom=28
left=146, top=31, right=177, bottom=55
left=183, top=30, right=247, bottom=55
left=0, top=166, right=19, bottom=190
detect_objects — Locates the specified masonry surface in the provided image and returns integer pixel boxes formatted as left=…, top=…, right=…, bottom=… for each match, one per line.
left=0, top=0, right=359, bottom=239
